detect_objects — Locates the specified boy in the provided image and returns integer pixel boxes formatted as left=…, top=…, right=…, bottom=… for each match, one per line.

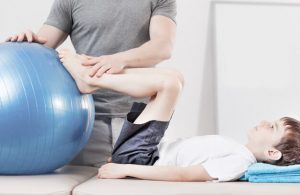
left=59, top=50, right=300, bottom=182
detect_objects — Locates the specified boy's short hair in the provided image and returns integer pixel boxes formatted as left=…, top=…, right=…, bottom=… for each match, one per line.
left=273, top=117, right=300, bottom=166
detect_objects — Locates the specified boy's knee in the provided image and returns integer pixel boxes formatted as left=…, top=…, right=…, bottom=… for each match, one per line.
left=161, top=71, right=184, bottom=95
left=161, top=68, right=184, bottom=88
left=172, top=69, right=184, bottom=88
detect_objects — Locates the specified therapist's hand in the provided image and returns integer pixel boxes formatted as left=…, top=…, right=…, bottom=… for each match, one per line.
left=81, top=54, right=126, bottom=77
left=6, top=30, right=47, bottom=44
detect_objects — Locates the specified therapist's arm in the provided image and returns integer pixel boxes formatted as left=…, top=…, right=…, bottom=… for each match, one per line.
left=82, top=15, right=177, bottom=77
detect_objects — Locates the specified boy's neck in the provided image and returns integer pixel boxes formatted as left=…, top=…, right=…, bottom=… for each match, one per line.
left=245, top=143, right=263, bottom=162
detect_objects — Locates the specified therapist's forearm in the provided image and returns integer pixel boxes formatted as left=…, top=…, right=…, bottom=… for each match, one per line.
left=37, top=24, right=68, bottom=49
left=117, top=38, right=174, bottom=68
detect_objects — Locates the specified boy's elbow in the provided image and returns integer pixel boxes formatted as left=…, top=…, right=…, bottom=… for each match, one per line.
left=173, top=170, right=199, bottom=182
left=180, top=175, right=212, bottom=182
left=176, top=167, right=213, bottom=182
left=179, top=175, right=205, bottom=182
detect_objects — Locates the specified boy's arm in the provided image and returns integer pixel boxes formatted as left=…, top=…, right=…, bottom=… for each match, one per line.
left=98, top=163, right=215, bottom=182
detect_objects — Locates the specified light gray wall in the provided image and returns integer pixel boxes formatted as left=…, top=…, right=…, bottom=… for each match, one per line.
left=214, top=0, right=300, bottom=143
left=163, top=0, right=217, bottom=138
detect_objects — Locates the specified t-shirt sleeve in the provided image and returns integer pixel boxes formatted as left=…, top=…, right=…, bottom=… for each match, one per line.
left=152, top=0, right=177, bottom=23
left=202, top=155, right=250, bottom=182
left=44, top=0, right=73, bottom=34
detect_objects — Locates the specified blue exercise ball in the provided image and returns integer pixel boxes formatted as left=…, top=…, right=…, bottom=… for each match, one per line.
left=0, top=42, right=95, bottom=175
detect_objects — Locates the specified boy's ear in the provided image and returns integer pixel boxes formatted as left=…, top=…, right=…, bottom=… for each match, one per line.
left=264, top=148, right=282, bottom=161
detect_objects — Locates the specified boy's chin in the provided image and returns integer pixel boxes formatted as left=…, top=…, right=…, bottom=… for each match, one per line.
left=246, top=128, right=255, bottom=138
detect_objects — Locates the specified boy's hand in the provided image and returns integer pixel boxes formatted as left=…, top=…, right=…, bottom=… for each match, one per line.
left=6, top=30, right=47, bottom=44
left=98, top=163, right=128, bottom=179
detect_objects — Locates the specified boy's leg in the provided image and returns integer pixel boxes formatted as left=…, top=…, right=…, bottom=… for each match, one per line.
left=112, top=102, right=167, bottom=165
left=106, top=70, right=183, bottom=164
left=60, top=50, right=184, bottom=165
left=59, top=50, right=184, bottom=123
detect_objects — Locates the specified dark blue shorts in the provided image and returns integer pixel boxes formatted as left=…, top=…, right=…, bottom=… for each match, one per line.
left=112, top=102, right=170, bottom=165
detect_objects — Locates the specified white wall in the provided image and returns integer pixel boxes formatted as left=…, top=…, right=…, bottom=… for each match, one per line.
left=164, top=0, right=217, bottom=138
left=0, top=0, right=214, bottom=139
left=214, top=0, right=300, bottom=143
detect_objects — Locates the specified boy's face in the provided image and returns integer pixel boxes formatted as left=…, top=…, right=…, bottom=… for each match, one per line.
left=247, top=119, right=286, bottom=150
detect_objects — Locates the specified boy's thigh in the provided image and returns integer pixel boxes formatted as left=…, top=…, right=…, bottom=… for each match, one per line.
left=112, top=103, right=169, bottom=165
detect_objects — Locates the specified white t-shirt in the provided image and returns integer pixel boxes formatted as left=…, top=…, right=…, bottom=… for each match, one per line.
left=154, top=135, right=257, bottom=182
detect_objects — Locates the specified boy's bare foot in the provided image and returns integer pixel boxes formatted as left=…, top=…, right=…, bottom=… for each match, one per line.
left=58, top=49, right=98, bottom=93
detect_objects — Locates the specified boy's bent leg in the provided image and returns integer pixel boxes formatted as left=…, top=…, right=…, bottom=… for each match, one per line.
left=60, top=50, right=183, bottom=164
left=112, top=102, right=170, bottom=165
left=59, top=50, right=183, bottom=123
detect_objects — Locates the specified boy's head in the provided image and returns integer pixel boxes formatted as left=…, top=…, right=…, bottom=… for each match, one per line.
left=246, top=117, right=300, bottom=165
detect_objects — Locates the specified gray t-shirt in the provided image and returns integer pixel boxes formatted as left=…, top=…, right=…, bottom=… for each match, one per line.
left=45, top=0, right=177, bottom=116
